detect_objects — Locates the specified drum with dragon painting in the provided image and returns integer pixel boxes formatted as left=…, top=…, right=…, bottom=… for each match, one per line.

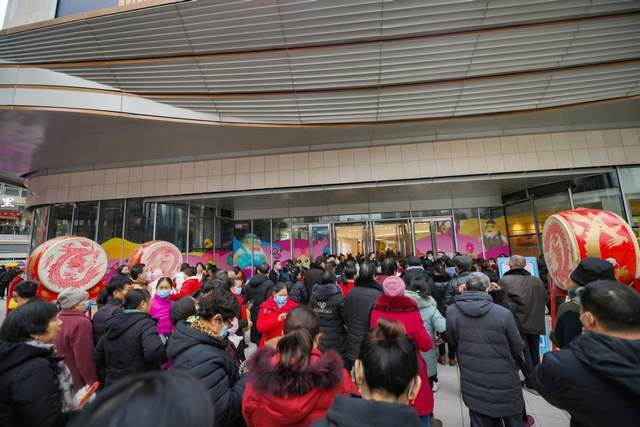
left=28, top=236, right=109, bottom=293
left=542, top=208, right=640, bottom=290
left=129, top=240, right=183, bottom=276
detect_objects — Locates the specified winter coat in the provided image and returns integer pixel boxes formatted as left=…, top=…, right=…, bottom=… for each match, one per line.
left=550, top=300, right=581, bottom=349
left=54, top=309, right=97, bottom=392
left=304, top=266, right=325, bottom=304
left=92, top=296, right=122, bottom=344
left=170, top=277, right=201, bottom=301
left=405, top=291, right=446, bottom=378
left=234, top=292, right=248, bottom=321
left=338, top=279, right=354, bottom=297
left=94, top=311, right=166, bottom=387
left=312, top=395, right=421, bottom=427
left=534, top=331, right=640, bottom=427
left=310, top=282, right=346, bottom=357
left=0, top=340, right=68, bottom=427
left=256, top=295, right=299, bottom=347
left=402, top=266, right=432, bottom=288
left=167, top=321, right=247, bottom=427
left=370, top=294, right=433, bottom=416
left=499, top=268, right=547, bottom=335
left=446, top=291, right=525, bottom=418
left=289, top=280, right=308, bottom=305
left=150, top=294, right=174, bottom=336
left=430, top=279, right=449, bottom=317
left=342, top=277, right=383, bottom=364
left=245, top=273, right=275, bottom=344
left=243, top=347, right=358, bottom=427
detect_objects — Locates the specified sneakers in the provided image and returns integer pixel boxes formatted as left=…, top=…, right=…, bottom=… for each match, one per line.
left=432, top=381, right=440, bottom=393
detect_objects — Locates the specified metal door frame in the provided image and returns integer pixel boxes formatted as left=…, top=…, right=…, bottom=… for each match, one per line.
left=370, top=218, right=413, bottom=257
left=411, top=216, right=457, bottom=255
left=333, top=221, right=369, bottom=257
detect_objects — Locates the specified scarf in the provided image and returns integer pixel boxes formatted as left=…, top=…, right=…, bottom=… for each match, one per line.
left=190, top=319, right=244, bottom=372
left=25, top=340, right=78, bottom=412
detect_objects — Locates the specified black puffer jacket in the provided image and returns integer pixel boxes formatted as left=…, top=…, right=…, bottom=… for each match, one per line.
left=342, top=277, right=383, bottom=363
left=92, top=296, right=122, bottom=344
left=0, top=341, right=68, bottom=427
left=310, top=282, right=346, bottom=357
left=167, top=321, right=247, bottom=427
left=288, top=280, right=308, bottom=305
left=447, top=291, right=525, bottom=418
left=94, top=311, right=166, bottom=387
left=304, top=266, right=325, bottom=304
left=245, top=273, right=274, bottom=344
left=535, top=332, right=640, bottom=427
left=313, top=395, right=421, bottom=427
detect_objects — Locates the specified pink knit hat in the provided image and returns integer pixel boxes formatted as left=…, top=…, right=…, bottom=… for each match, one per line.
left=382, top=275, right=405, bottom=297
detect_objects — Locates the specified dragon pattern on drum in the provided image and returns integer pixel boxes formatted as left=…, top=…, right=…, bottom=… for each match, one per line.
left=543, top=209, right=640, bottom=290
left=128, top=240, right=183, bottom=276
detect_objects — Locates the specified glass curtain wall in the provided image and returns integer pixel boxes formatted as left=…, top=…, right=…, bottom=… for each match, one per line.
left=478, top=207, right=510, bottom=258
left=505, top=200, right=538, bottom=257
left=619, top=166, right=640, bottom=238
left=155, top=203, right=188, bottom=252
left=30, top=206, right=49, bottom=249
left=272, top=219, right=292, bottom=265
left=252, top=219, right=272, bottom=269
left=72, top=202, right=98, bottom=239
left=189, top=204, right=216, bottom=265
left=97, top=200, right=125, bottom=269
left=47, top=203, right=74, bottom=239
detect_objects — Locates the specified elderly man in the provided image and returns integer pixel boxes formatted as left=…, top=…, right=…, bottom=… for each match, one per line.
left=499, top=255, right=547, bottom=366
left=447, top=273, right=525, bottom=427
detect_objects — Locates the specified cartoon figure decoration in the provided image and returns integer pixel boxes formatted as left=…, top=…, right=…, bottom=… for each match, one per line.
left=543, top=208, right=640, bottom=290
left=230, top=233, right=267, bottom=269
left=483, top=219, right=509, bottom=250
left=129, top=240, right=183, bottom=276
left=28, top=236, right=108, bottom=295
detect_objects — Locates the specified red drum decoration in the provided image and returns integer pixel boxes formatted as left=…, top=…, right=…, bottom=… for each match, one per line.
left=28, top=236, right=108, bottom=293
left=543, top=208, right=640, bottom=290
left=128, top=240, right=182, bottom=276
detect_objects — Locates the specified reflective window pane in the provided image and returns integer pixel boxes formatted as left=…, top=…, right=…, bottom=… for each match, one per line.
left=125, top=199, right=153, bottom=244
left=455, top=209, right=482, bottom=258
left=252, top=219, right=272, bottom=268
left=572, top=173, right=624, bottom=218
left=292, top=224, right=310, bottom=267
left=619, top=166, right=640, bottom=238
left=73, top=202, right=98, bottom=239
left=30, top=206, right=49, bottom=250
left=272, top=219, right=291, bottom=264
left=47, top=203, right=74, bottom=239
left=189, top=205, right=216, bottom=265
left=231, top=221, right=252, bottom=273
left=535, top=193, right=572, bottom=232
left=97, top=200, right=124, bottom=243
left=478, top=207, right=510, bottom=258
left=414, top=221, right=433, bottom=256
left=155, top=203, right=188, bottom=252
left=505, top=201, right=538, bottom=256
left=215, top=217, right=233, bottom=269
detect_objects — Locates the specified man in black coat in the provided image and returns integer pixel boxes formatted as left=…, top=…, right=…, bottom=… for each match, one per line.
left=401, top=256, right=433, bottom=289
left=310, top=271, right=346, bottom=358
left=245, top=263, right=274, bottom=344
left=94, top=307, right=166, bottom=387
left=535, top=280, right=640, bottom=427
left=304, top=256, right=326, bottom=304
left=447, top=273, right=525, bottom=425
left=92, top=275, right=132, bottom=344
left=342, top=262, right=382, bottom=371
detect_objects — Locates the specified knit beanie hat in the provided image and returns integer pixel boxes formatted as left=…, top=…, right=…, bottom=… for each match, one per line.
left=382, top=275, right=406, bottom=297
left=57, top=288, right=88, bottom=309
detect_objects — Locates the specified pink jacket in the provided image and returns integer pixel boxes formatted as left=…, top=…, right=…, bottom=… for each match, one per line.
left=150, top=294, right=174, bottom=336
left=370, top=294, right=434, bottom=416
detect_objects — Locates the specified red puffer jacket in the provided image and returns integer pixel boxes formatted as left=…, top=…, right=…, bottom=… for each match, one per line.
left=256, top=296, right=298, bottom=347
left=242, top=346, right=358, bottom=427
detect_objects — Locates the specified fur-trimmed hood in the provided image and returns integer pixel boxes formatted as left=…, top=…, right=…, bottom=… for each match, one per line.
left=372, top=294, right=418, bottom=313
left=247, top=346, right=343, bottom=396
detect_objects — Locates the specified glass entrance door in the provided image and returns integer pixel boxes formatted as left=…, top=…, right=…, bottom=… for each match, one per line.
left=292, top=224, right=332, bottom=267
left=334, top=222, right=368, bottom=258
left=413, top=218, right=456, bottom=256
left=373, top=221, right=412, bottom=257
left=311, top=224, right=331, bottom=260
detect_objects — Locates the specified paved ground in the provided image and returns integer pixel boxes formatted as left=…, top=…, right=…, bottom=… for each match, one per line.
left=435, top=362, right=570, bottom=426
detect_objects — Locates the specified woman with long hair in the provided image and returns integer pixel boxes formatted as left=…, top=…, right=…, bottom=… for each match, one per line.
left=243, top=306, right=358, bottom=427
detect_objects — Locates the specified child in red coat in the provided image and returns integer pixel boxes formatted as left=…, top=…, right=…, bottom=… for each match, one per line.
left=256, top=282, right=298, bottom=347
left=370, top=276, right=434, bottom=425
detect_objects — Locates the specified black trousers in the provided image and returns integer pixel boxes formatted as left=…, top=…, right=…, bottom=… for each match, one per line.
left=469, top=410, right=523, bottom=427
left=524, top=333, right=540, bottom=366
left=438, top=342, right=456, bottom=359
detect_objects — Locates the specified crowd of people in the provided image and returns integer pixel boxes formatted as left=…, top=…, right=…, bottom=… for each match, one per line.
left=0, top=251, right=638, bottom=427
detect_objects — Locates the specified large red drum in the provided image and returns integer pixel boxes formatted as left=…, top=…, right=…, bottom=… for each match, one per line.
left=543, top=208, right=640, bottom=290
left=28, top=236, right=108, bottom=293
left=128, top=240, right=182, bottom=276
